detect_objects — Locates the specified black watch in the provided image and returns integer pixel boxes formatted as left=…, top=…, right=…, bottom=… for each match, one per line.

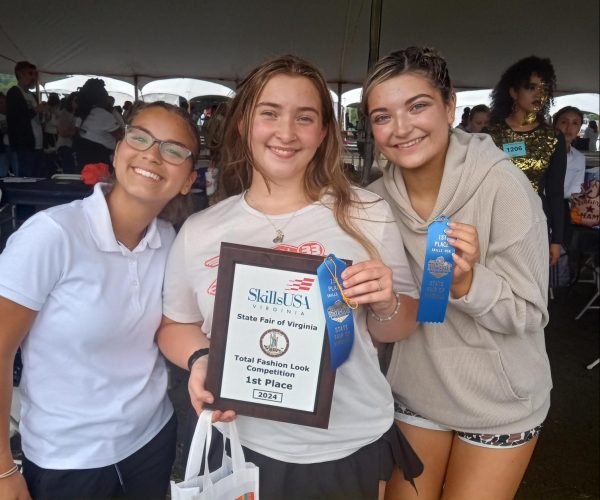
left=187, top=348, right=210, bottom=371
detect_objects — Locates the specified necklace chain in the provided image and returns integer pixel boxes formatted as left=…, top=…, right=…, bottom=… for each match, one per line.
left=262, top=210, right=301, bottom=244
left=244, top=191, right=303, bottom=244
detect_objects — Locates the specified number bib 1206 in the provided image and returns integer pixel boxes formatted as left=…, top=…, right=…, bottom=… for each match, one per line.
left=502, top=140, right=527, bottom=158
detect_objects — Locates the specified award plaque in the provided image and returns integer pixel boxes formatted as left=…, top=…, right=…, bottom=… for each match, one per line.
left=205, top=242, right=338, bottom=428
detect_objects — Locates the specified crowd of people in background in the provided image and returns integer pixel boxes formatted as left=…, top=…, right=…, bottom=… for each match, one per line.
left=0, top=63, right=137, bottom=179
left=1, top=60, right=597, bottom=185
left=448, top=57, right=598, bottom=255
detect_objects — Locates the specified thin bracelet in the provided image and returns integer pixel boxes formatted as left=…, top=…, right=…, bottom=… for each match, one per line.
left=0, top=463, right=19, bottom=479
left=368, top=292, right=401, bottom=322
left=187, top=348, right=210, bottom=371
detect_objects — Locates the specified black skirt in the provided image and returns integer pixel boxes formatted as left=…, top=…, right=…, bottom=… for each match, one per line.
left=204, top=422, right=423, bottom=500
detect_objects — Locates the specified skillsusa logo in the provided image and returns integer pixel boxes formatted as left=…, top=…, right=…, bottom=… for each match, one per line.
left=247, top=288, right=311, bottom=309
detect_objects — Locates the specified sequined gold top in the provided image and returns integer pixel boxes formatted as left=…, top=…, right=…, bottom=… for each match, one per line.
left=488, top=123, right=558, bottom=191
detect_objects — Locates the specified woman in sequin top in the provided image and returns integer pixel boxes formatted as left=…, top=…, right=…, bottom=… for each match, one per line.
left=488, top=56, right=566, bottom=266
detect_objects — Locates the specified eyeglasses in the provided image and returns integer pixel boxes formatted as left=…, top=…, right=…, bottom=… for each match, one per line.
left=124, top=125, right=194, bottom=165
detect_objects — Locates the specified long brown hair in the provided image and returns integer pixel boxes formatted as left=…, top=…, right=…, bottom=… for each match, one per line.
left=219, top=54, right=378, bottom=257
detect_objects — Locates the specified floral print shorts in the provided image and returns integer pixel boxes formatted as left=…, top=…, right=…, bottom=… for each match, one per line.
left=394, top=400, right=542, bottom=448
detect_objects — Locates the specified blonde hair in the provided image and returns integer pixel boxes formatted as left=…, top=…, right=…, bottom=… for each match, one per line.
left=219, top=54, right=378, bottom=257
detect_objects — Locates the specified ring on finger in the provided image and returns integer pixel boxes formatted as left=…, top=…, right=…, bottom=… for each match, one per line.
left=377, top=279, right=383, bottom=292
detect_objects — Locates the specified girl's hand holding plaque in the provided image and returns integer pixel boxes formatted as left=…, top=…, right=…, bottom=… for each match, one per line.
left=189, top=354, right=237, bottom=423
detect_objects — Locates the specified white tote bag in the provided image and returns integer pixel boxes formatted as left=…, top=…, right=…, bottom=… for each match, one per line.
left=170, top=410, right=260, bottom=500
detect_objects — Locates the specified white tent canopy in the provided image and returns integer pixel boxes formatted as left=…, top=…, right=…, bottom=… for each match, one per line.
left=551, top=94, right=600, bottom=116
left=140, top=78, right=234, bottom=103
left=41, top=75, right=137, bottom=106
left=1, top=1, right=598, bottom=94
left=341, top=88, right=362, bottom=108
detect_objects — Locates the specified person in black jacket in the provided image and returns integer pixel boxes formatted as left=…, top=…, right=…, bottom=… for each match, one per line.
left=6, top=61, right=47, bottom=177
left=0, top=92, right=9, bottom=177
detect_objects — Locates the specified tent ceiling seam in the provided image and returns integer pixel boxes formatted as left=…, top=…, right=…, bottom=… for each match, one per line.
left=0, top=24, right=26, bottom=62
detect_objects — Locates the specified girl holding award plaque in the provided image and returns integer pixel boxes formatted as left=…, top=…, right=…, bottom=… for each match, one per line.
left=157, top=55, right=423, bottom=499
left=364, top=47, right=552, bottom=500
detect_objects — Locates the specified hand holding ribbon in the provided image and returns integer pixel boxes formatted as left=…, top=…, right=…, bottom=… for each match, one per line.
left=445, top=221, right=480, bottom=299
left=340, top=259, right=397, bottom=316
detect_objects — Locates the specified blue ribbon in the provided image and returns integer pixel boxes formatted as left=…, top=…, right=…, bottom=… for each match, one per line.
left=316, top=254, right=355, bottom=369
left=417, top=215, right=455, bottom=323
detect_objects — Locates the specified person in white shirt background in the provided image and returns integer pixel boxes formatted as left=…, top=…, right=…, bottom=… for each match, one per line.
left=553, top=106, right=586, bottom=244
left=73, top=78, right=123, bottom=169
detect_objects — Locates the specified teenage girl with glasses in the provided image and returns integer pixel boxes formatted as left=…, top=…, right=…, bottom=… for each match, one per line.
left=0, top=101, right=198, bottom=499
left=157, top=55, right=423, bottom=500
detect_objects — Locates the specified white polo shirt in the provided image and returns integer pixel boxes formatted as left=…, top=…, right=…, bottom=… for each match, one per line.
left=0, top=183, right=174, bottom=469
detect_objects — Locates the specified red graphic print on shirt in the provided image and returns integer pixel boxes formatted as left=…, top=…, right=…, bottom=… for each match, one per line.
left=203, top=241, right=325, bottom=295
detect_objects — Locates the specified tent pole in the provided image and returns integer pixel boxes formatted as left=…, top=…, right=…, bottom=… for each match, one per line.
left=134, top=75, right=139, bottom=101
left=361, top=0, right=383, bottom=186
left=337, top=81, right=343, bottom=131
